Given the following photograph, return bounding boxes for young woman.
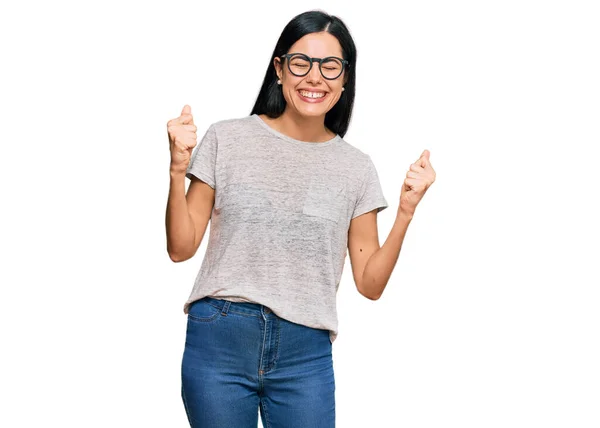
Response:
[166,10,436,428]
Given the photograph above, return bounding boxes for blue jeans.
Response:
[181,296,336,427]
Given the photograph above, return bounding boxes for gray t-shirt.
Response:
[184,114,388,343]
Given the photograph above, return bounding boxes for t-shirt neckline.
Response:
[252,114,340,147]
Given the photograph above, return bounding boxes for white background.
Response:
[1,0,599,426]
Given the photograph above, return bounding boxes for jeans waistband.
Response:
[201,296,273,316]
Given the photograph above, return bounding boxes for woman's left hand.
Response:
[399,149,436,215]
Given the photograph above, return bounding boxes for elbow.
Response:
[169,254,185,263]
[168,252,184,263]
[167,247,192,263]
[358,283,382,301]
[365,292,382,301]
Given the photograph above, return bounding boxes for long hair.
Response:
[250,10,357,138]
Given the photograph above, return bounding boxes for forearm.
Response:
[361,208,413,299]
[165,171,196,261]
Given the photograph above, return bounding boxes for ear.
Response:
[273,57,283,80]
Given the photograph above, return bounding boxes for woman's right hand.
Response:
[167,104,198,175]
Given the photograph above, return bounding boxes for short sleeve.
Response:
[185,124,217,189]
[352,156,388,219]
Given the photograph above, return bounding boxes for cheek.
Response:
[329,94,343,106]
[281,79,300,98]
[328,86,344,101]
[327,81,344,95]
[282,86,297,104]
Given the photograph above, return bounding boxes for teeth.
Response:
[299,90,325,99]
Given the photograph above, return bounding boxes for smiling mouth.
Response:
[298,90,327,99]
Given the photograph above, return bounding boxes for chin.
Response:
[292,102,331,118]
[298,107,328,118]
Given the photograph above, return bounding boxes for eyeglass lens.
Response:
[287,54,343,79]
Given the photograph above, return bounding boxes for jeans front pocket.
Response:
[187,297,222,323]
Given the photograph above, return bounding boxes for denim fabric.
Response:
[181,296,336,427]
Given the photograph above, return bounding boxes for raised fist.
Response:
[167,104,197,174]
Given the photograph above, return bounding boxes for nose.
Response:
[305,61,322,84]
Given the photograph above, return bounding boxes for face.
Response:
[274,32,347,119]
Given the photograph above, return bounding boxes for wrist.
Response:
[170,168,186,180]
[397,207,414,221]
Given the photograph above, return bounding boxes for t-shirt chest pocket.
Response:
[302,181,347,223]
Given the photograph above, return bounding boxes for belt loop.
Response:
[221,300,231,316]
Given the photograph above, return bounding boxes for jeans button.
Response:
[264,307,271,314]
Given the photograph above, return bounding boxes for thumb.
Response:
[418,149,430,167]
[180,104,195,125]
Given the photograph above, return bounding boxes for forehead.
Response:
[288,32,343,58]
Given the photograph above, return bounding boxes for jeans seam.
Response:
[260,398,272,428]
[181,378,192,425]
[187,312,220,323]
[265,318,281,372]
[206,302,261,318]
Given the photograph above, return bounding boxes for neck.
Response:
[273,109,334,143]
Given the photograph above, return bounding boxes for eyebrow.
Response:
[286,52,345,59]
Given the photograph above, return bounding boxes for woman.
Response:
[166,10,435,428]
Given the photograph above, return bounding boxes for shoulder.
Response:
[199,115,262,143]
[209,115,258,135]
[333,135,374,169]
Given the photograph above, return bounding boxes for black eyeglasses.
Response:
[280,53,349,80]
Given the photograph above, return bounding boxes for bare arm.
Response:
[165,104,216,262]
[348,149,436,299]
[348,208,413,300]
[165,172,215,262]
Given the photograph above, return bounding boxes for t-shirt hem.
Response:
[186,170,215,189]
[351,201,389,219]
